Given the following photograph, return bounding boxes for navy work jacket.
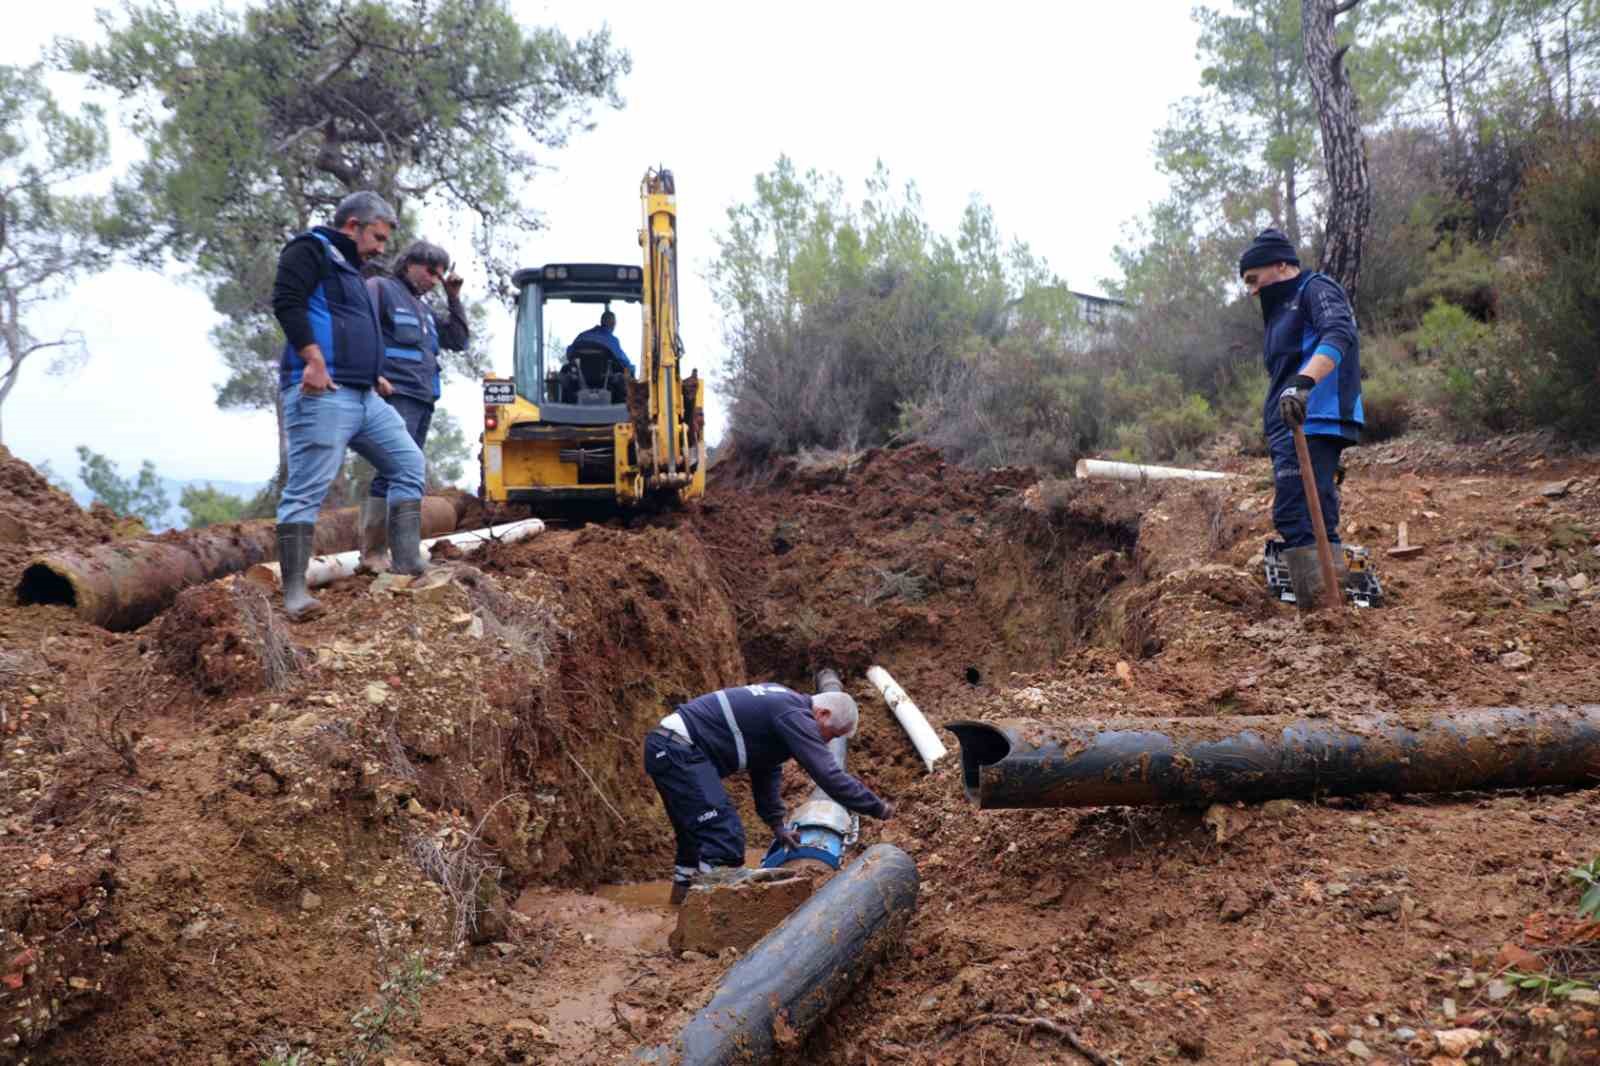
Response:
[674,683,888,829]
[569,325,635,375]
[1260,271,1364,445]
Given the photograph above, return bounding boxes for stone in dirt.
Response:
[1499,651,1533,671]
[670,867,813,955]
[1540,480,1572,498]
[1432,1028,1485,1056]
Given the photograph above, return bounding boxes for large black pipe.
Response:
[948,705,1600,809]
[638,843,918,1065]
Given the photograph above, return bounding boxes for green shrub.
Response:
[1214,359,1270,456]
[1499,137,1600,440]
[1358,335,1417,443]
[1110,392,1219,463]
[1415,300,1521,435]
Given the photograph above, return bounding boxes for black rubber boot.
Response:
[388,498,427,576]
[276,522,324,622]
[357,496,389,574]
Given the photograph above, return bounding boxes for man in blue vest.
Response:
[644,682,894,904]
[271,191,428,621]
[1239,228,1364,601]
[358,240,471,572]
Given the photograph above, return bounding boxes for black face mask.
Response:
[1257,275,1301,323]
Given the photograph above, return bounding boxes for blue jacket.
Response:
[569,325,634,375]
[273,227,383,390]
[675,683,888,828]
[368,276,470,405]
[1260,271,1364,444]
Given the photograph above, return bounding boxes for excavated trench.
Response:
[0,449,1240,1066]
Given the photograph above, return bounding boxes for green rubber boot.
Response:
[275,522,324,622]
[388,499,427,576]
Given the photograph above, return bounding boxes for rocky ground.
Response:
[1,435,1598,1066]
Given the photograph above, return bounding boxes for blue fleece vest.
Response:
[278,228,383,390]
[372,276,442,403]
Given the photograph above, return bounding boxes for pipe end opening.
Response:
[17,563,78,609]
[946,720,1011,804]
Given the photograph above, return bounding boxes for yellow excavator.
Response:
[478,168,705,508]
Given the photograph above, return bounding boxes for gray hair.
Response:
[395,239,450,274]
[333,190,398,228]
[811,691,860,739]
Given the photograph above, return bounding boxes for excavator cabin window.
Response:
[508,263,643,405]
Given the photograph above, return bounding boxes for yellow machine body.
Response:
[480,168,705,509]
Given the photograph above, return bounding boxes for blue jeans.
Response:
[1270,432,1347,549]
[644,730,745,882]
[277,386,425,525]
[370,395,434,499]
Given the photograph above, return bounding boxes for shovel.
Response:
[1292,424,1343,609]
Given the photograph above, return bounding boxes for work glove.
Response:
[1278,374,1316,428]
[879,800,896,820]
[773,826,803,851]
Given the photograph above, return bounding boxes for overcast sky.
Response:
[4,1,1201,488]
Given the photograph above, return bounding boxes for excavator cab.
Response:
[480,169,705,510]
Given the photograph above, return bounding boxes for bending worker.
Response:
[1239,228,1364,599]
[645,683,894,904]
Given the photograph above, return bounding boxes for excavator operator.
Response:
[570,308,635,375]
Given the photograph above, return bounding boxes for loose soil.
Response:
[2,435,1598,1065]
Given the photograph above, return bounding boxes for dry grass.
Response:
[405,797,512,946]
[232,579,299,689]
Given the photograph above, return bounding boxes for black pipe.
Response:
[638,843,918,1065]
[948,705,1600,809]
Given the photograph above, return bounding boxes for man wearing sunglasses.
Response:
[359,240,471,572]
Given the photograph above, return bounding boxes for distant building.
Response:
[1071,290,1131,333]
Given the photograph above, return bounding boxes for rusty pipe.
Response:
[638,843,918,1065]
[16,497,460,631]
[948,706,1600,809]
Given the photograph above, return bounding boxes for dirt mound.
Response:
[0,447,119,592]
[155,579,301,696]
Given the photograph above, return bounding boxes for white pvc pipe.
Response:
[865,665,947,773]
[1074,458,1234,482]
[247,518,546,589]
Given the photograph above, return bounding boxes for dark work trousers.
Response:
[370,394,435,499]
[1269,432,1347,549]
[643,729,746,883]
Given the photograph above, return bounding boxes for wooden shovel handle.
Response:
[1292,425,1342,610]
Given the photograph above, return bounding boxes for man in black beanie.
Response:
[1239,228,1364,604]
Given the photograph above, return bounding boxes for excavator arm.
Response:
[632,168,704,501]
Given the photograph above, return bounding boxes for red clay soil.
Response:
[1,436,1599,1066]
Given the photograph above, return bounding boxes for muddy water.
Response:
[509,886,675,1046]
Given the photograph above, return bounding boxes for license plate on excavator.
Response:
[483,380,515,405]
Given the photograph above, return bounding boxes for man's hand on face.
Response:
[1278,374,1315,428]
